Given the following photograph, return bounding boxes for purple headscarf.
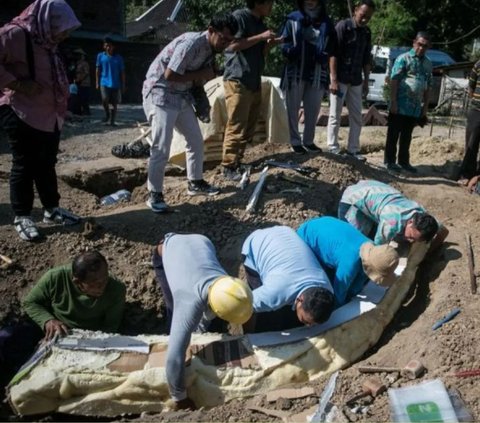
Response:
[8,0,81,115]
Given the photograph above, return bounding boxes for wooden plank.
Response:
[266,387,316,402]
[248,406,289,420]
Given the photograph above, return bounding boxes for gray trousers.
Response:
[327,82,363,153]
[284,81,325,146]
[143,95,203,193]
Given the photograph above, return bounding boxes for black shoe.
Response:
[303,144,322,153]
[346,151,367,162]
[385,163,402,173]
[222,166,243,181]
[146,191,169,213]
[291,145,307,154]
[187,180,221,196]
[399,163,417,173]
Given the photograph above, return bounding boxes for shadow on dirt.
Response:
[363,242,461,357]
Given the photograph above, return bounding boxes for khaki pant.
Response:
[222,80,262,168]
[327,82,363,153]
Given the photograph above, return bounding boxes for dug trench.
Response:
[0,120,479,421]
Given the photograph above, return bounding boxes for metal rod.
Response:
[246,166,268,214]
[465,234,477,294]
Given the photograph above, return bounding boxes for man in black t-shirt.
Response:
[221,0,282,181]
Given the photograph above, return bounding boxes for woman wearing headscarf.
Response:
[0,0,82,241]
[280,0,336,154]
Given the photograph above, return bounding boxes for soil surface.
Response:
[1,105,479,422]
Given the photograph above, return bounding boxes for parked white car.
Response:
[367,45,456,106]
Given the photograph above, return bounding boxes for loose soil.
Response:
[0,105,478,422]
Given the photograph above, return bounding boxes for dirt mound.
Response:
[0,108,479,421]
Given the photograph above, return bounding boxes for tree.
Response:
[394,0,479,59]
[125,0,155,22]
[183,0,295,76]
[368,1,415,47]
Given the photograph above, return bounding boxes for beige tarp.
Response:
[8,242,428,417]
[169,76,289,166]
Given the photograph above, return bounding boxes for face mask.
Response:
[304,7,320,19]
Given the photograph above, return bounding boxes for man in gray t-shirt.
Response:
[221,0,282,181]
[152,233,253,410]
[141,13,238,213]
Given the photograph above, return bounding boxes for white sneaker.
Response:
[14,216,40,241]
[346,151,367,162]
[328,147,341,155]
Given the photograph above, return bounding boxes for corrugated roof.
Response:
[126,0,187,39]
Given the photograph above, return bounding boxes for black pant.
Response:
[0,319,43,393]
[384,113,418,165]
[0,106,60,216]
[458,108,480,179]
[78,86,91,115]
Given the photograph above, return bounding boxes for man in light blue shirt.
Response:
[241,226,334,326]
[298,216,399,307]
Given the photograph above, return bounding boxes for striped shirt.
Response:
[469,60,480,111]
[340,180,425,245]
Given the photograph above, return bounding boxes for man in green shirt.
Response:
[0,250,126,390]
[24,250,126,339]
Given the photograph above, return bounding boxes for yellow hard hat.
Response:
[208,276,253,324]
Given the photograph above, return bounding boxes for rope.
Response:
[432,23,480,46]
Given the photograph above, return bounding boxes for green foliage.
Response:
[125,2,150,22]
[174,0,477,64]
[183,0,295,77]
[369,2,415,47]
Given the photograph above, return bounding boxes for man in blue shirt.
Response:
[298,216,399,307]
[96,37,126,126]
[241,226,334,328]
[384,32,432,173]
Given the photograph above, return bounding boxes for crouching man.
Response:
[0,251,126,392]
[298,216,399,307]
[152,233,253,410]
[241,226,334,330]
[338,179,448,252]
